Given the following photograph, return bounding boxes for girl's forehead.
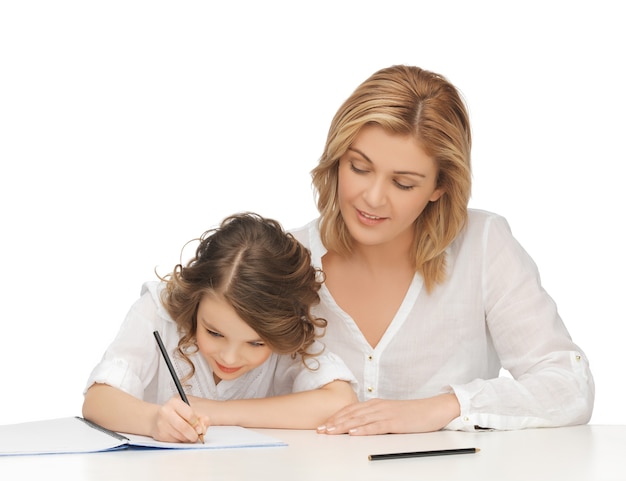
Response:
[197,295,262,340]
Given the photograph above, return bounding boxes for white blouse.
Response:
[290,209,594,431]
[84,281,357,404]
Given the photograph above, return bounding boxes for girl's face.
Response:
[196,294,272,384]
[337,124,443,251]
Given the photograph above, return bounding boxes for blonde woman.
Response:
[291,65,594,435]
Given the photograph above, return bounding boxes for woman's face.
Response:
[196,294,272,384]
[336,124,443,251]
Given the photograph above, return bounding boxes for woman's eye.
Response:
[349,162,368,174]
[394,180,415,191]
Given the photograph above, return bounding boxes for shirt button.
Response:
[463,416,470,422]
[367,386,373,392]
[368,355,373,361]
[575,355,581,361]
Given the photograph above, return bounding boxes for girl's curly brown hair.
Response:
[158,212,326,382]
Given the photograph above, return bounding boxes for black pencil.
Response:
[153,330,204,443]
[368,447,479,461]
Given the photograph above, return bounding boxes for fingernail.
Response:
[349,428,358,434]
[326,426,336,433]
[316,425,326,432]
[197,421,206,434]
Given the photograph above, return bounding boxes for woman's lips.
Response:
[357,208,386,225]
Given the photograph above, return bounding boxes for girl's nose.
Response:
[220,344,240,364]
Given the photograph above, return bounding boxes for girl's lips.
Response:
[216,362,242,374]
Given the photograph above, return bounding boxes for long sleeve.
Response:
[447,214,594,430]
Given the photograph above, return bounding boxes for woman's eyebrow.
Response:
[347,146,373,163]
[347,147,426,178]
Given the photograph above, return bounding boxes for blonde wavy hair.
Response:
[311,65,472,292]
[159,213,326,382]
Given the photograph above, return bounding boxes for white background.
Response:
[1,1,623,426]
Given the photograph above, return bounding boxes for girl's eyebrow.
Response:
[200,317,264,344]
[347,147,426,178]
[199,319,219,332]
[198,316,220,331]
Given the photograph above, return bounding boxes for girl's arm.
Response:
[189,380,357,429]
[82,383,208,442]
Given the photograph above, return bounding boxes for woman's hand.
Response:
[316,394,460,435]
[150,397,209,443]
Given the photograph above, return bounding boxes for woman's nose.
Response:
[363,177,387,208]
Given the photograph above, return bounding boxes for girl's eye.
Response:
[207,329,223,338]
[249,341,266,348]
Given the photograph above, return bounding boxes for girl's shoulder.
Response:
[127,281,176,329]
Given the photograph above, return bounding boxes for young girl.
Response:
[291,65,594,435]
[82,213,357,443]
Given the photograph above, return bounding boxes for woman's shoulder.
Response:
[464,208,512,236]
[448,209,513,254]
[288,218,326,268]
[288,218,319,247]
[467,208,507,224]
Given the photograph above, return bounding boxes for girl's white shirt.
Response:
[84,281,357,404]
[290,209,594,431]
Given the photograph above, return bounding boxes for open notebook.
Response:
[0,417,287,456]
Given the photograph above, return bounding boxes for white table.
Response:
[2,424,624,480]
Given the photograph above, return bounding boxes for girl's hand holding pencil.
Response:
[153,330,208,444]
[151,397,209,444]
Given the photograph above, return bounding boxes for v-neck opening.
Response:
[319,274,423,352]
